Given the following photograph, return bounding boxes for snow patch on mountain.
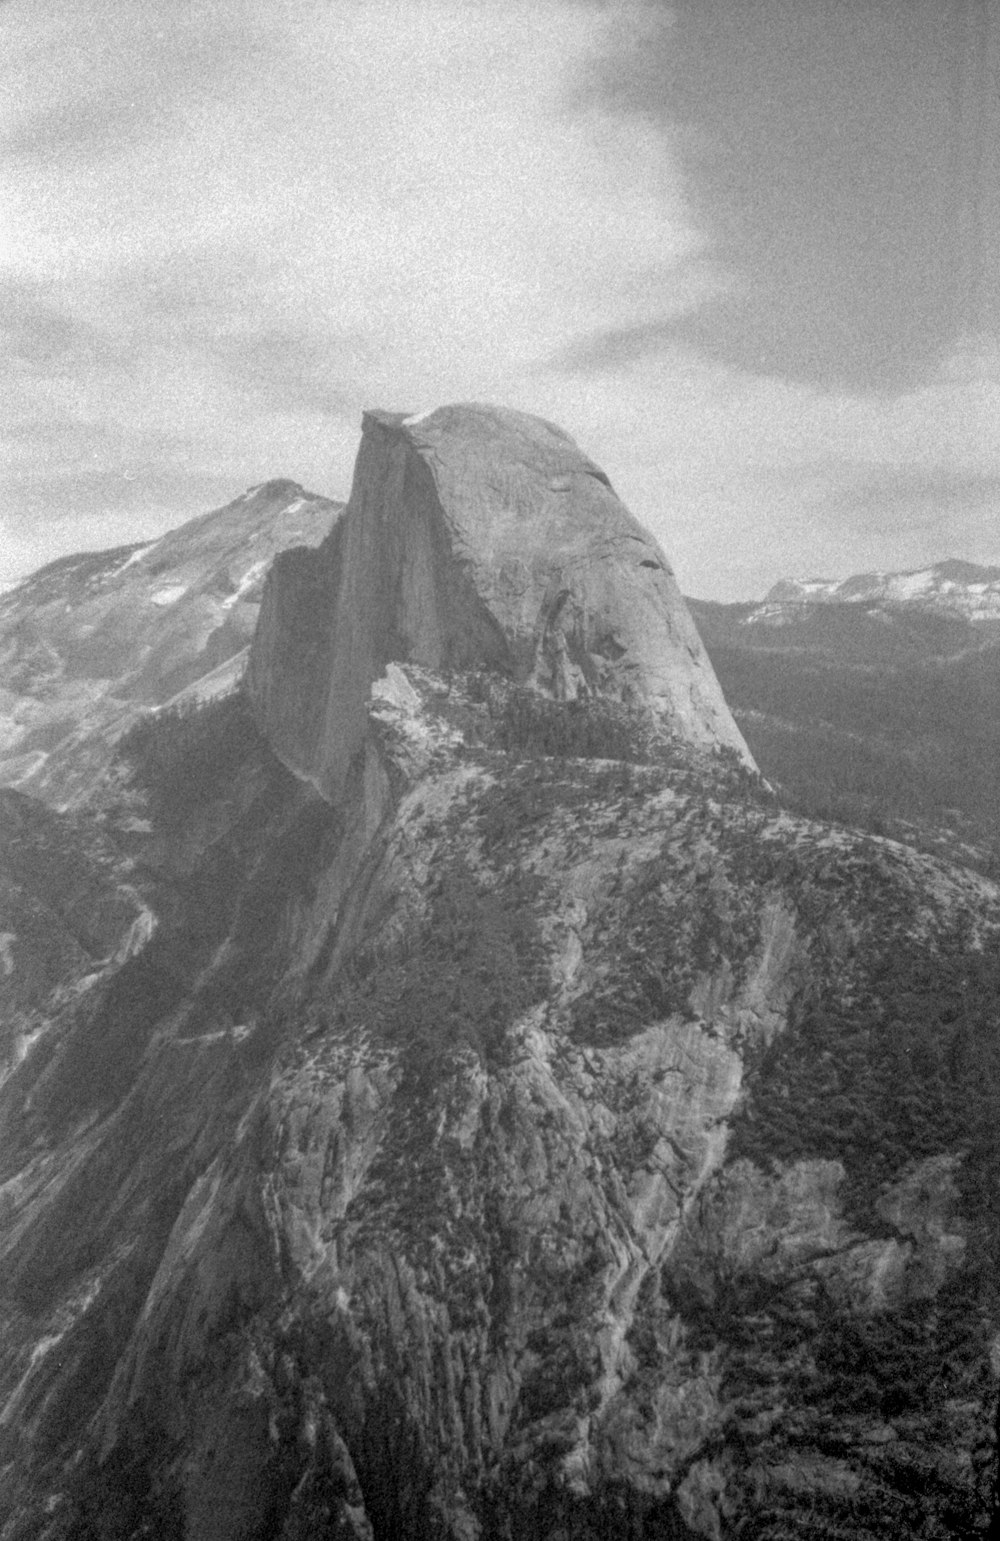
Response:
[220,558,269,608]
[109,543,156,577]
[150,584,188,607]
[0,483,341,807]
[764,561,1000,622]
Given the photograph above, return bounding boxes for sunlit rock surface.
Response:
[1,409,998,1539]
[0,481,339,808]
[249,404,752,801]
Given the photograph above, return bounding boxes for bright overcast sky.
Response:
[3,0,999,598]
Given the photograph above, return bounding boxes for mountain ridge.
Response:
[689,582,1000,872]
[764,557,1000,622]
[0,481,339,808]
[1,409,999,1538]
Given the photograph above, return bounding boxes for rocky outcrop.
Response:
[1,409,999,1538]
[249,405,751,801]
[1,660,998,1539]
[0,480,339,808]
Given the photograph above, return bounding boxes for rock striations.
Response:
[248,405,751,800]
[1,407,1000,1541]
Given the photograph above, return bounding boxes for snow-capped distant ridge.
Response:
[765,560,1000,622]
[0,481,342,808]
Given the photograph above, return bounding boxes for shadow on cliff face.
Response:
[8,667,995,1541]
[0,691,351,1524]
[4,404,1000,1539]
[7,695,340,1149]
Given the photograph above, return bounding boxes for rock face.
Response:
[0,789,149,1084]
[1,409,999,1540]
[0,480,339,808]
[249,405,751,800]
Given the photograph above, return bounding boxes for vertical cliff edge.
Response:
[247,404,752,801]
[2,407,999,1541]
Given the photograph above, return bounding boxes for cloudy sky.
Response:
[3,0,999,598]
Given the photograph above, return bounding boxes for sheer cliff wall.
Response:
[248,404,752,800]
[3,409,1000,1540]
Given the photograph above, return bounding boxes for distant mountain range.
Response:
[690,558,1000,873]
[0,480,338,807]
[4,506,995,866]
[763,559,1000,623]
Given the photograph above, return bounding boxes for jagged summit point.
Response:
[248,402,754,799]
[243,476,311,499]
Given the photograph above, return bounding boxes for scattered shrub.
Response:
[570,830,767,1046]
[333,857,545,1086]
[116,690,262,825]
[472,679,661,763]
[734,919,1000,1237]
